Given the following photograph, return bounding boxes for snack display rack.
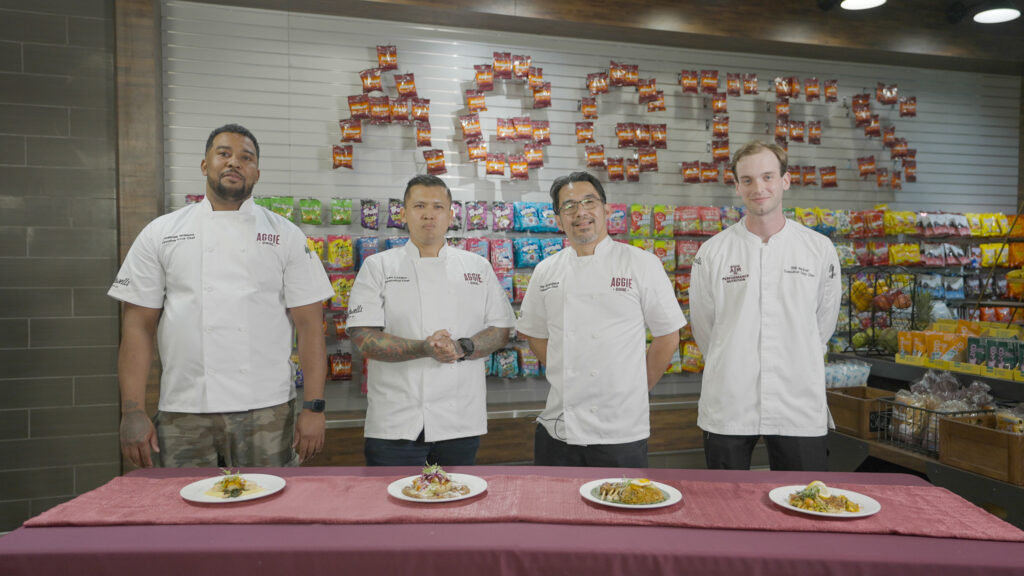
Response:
[876,397,991,457]
[844,266,918,356]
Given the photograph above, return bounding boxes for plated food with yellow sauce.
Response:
[179,471,286,504]
[769,481,881,518]
[386,465,488,503]
[580,478,683,509]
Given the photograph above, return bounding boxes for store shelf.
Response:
[828,431,1024,529]
[830,352,1024,403]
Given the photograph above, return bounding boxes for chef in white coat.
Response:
[517,172,686,467]
[110,124,334,468]
[689,140,841,471]
[347,175,515,466]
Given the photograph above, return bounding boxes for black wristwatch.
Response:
[456,338,475,361]
[302,399,326,413]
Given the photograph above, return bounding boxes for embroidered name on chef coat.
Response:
[161,233,196,245]
[609,276,633,292]
[538,281,560,293]
[783,264,817,278]
[384,275,410,284]
[463,272,483,285]
[255,233,280,246]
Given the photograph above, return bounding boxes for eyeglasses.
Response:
[559,197,601,215]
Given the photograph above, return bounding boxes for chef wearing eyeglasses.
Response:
[517,171,686,467]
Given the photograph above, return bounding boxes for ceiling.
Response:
[201,0,1024,75]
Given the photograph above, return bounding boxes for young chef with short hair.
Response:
[689,140,842,471]
[347,175,515,466]
[517,171,686,467]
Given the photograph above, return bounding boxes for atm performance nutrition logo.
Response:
[722,264,749,284]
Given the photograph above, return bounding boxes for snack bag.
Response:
[699,206,722,236]
[676,240,700,269]
[331,141,353,167]
[423,149,446,175]
[675,206,701,235]
[411,98,430,122]
[490,238,513,272]
[538,203,559,233]
[540,237,563,261]
[651,205,673,238]
[491,202,513,232]
[448,201,463,232]
[580,97,598,119]
[654,239,676,272]
[473,65,494,92]
[351,235,379,269]
[680,340,704,373]
[513,202,540,232]
[329,273,356,311]
[385,237,408,250]
[606,203,628,235]
[326,235,354,271]
[465,201,487,231]
[384,199,404,230]
[485,153,506,177]
[606,157,624,181]
[360,199,380,230]
[513,238,542,268]
[299,198,322,225]
[629,204,652,237]
[306,236,325,262]
[576,121,595,144]
[631,238,654,253]
[376,45,397,70]
[512,54,531,79]
[463,237,489,260]
[331,198,352,225]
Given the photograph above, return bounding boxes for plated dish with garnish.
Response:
[179,471,286,504]
[769,481,881,518]
[579,478,682,509]
[386,464,487,503]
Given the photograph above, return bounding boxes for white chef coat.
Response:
[689,218,841,437]
[516,237,687,445]
[347,241,516,442]
[108,196,334,413]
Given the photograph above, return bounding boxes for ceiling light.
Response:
[840,0,887,9]
[974,2,1020,23]
[948,1,1021,23]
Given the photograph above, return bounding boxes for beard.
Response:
[208,171,254,203]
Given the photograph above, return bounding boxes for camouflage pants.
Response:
[154,399,299,468]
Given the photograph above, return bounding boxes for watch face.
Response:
[459,338,475,355]
[305,399,326,412]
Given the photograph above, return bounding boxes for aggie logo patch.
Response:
[464,272,483,285]
[609,276,633,292]
[256,232,280,246]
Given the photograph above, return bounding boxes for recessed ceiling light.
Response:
[840,0,887,9]
[974,5,1021,23]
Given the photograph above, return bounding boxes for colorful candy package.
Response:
[463,237,489,260]
[270,197,295,221]
[606,203,628,235]
[355,236,379,269]
[492,202,514,232]
[490,238,514,271]
[306,236,325,262]
[329,273,356,310]
[448,201,463,232]
[513,202,541,232]
[513,238,542,268]
[538,203,559,233]
[465,201,488,231]
[652,205,673,238]
[386,199,404,230]
[385,236,408,250]
[331,198,352,225]
[495,271,513,302]
[360,199,379,230]
[654,239,676,272]
[513,272,532,304]
[299,198,322,225]
[630,204,652,237]
[540,237,563,260]
[326,234,354,270]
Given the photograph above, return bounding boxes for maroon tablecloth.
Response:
[3,466,1024,576]
[22,473,1024,542]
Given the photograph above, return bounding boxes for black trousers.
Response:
[702,430,828,471]
[534,424,648,468]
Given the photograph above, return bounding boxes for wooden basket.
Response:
[939,413,1024,485]
[826,386,892,439]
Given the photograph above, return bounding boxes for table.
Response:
[1,466,1022,576]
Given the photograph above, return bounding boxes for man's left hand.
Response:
[294,410,326,463]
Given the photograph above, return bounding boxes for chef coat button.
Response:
[590,370,598,377]
[592,333,600,339]
[204,326,212,333]
[240,368,248,374]
[205,246,214,253]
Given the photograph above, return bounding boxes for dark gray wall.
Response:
[0,0,120,532]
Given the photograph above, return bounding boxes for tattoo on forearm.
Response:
[349,327,429,362]
[469,326,511,359]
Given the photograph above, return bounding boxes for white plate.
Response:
[179,474,286,504]
[386,473,488,503]
[579,478,683,509]
[769,485,881,518]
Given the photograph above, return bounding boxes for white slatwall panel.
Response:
[162,1,1020,214]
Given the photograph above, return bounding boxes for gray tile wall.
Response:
[0,0,119,533]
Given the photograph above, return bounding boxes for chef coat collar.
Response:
[566,235,613,259]
[197,195,257,214]
[402,237,450,260]
[738,216,792,244]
